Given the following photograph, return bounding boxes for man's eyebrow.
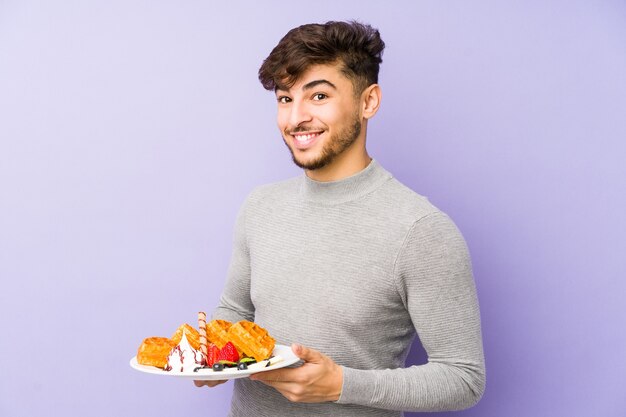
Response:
[274,79,337,94]
[302,79,337,91]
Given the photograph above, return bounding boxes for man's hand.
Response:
[249,343,343,403]
[193,379,227,388]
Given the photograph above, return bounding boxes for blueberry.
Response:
[212,363,224,372]
[237,362,248,370]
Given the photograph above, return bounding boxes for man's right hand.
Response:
[194,380,227,388]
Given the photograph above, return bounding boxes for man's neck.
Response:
[305,150,372,182]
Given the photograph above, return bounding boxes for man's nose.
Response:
[288,101,312,127]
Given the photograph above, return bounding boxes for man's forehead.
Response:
[275,63,348,93]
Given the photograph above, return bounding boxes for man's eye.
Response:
[313,93,327,101]
[277,96,291,104]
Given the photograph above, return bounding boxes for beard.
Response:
[282,114,362,171]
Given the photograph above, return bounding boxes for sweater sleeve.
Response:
[336,212,486,411]
[211,196,255,323]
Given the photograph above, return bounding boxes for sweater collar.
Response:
[299,159,392,204]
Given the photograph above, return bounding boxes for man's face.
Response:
[275,64,363,171]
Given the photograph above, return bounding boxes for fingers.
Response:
[251,343,325,384]
[258,380,308,402]
[250,343,343,403]
[292,343,324,363]
[250,371,310,403]
[193,379,227,388]
[252,374,330,404]
[250,367,301,383]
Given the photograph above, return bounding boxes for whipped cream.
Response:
[165,333,204,372]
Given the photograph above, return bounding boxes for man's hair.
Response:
[258,21,385,95]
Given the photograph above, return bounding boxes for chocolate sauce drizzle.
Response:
[163,344,205,372]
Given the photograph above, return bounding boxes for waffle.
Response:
[205,319,232,348]
[227,321,275,362]
[171,323,201,350]
[137,337,176,368]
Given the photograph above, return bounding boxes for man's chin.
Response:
[291,152,331,171]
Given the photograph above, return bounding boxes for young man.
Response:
[196,21,486,416]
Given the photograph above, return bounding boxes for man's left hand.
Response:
[249,343,343,403]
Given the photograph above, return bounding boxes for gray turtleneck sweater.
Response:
[213,160,485,416]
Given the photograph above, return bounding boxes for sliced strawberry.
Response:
[207,343,220,367]
[217,341,240,363]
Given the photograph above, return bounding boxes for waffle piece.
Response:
[227,321,275,362]
[171,323,201,350]
[137,337,176,368]
[205,319,232,348]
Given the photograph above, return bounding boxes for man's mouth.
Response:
[290,131,324,149]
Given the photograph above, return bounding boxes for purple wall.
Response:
[1,1,624,416]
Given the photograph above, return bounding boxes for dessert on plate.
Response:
[135,312,277,373]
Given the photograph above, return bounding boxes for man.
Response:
[195,21,486,416]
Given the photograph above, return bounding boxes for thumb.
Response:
[292,343,324,363]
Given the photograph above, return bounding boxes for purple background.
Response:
[1,1,625,416]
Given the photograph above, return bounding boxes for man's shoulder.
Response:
[375,175,441,222]
[243,176,301,207]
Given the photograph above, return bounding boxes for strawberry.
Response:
[217,341,240,363]
[207,343,220,367]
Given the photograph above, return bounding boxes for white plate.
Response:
[130,344,300,380]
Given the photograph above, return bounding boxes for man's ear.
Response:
[361,84,382,120]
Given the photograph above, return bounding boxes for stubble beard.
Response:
[283,114,362,171]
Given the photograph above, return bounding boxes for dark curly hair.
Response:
[258,21,385,95]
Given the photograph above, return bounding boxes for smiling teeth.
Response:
[294,133,318,141]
